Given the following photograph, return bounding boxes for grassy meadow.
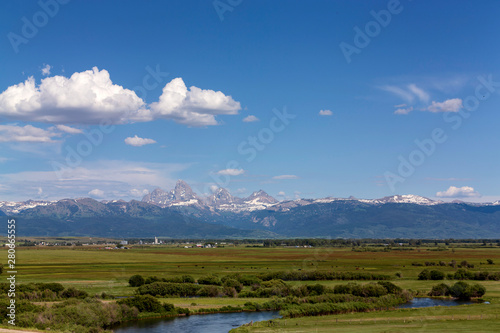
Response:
[2,241,500,332]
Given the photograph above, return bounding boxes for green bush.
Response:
[61,287,89,299]
[418,269,445,280]
[129,274,145,287]
[428,283,450,296]
[428,281,486,300]
[36,282,65,293]
[223,286,238,297]
[333,283,387,297]
[197,275,222,286]
[306,284,327,296]
[117,295,167,313]
[137,282,201,297]
[430,270,445,280]
[223,279,243,293]
[144,276,161,284]
[197,285,221,297]
[464,283,486,299]
[377,281,402,294]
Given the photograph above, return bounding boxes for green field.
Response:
[2,243,500,332]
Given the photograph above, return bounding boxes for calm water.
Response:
[114,298,472,332]
[113,311,281,333]
[398,297,473,309]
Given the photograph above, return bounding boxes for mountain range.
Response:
[1,180,500,239]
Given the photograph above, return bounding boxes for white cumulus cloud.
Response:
[0,67,146,124]
[427,98,463,113]
[243,115,259,122]
[41,64,52,76]
[150,77,241,127]
[319,110,333,116]
[0,68,241,127]
[125,135,157,147]
[217,168,245,176]
[436,186,481,198]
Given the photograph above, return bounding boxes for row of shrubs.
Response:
[129,270,390,289]
[129,273,262,287]
[0,283,89,301]
[412,260,475,268]
[418,269,500,281]
[129,274,196,286]
[257,270,391,281]
[240,290,412,318]
[333,281,402,297]
[428,281,486,300]
[280,294,411,318]
[136,278,405,299]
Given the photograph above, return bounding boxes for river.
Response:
[114,297,474,332]
[398,297,473,308]
[113,311,281,333]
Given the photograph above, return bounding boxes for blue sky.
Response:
[0,0,499,202]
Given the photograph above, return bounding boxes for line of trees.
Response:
[428,281,486,300]
[418,269,500,281]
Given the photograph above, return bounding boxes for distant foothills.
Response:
[1,180,500,239]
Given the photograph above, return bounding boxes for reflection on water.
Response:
[114,311,281,333]
[398,297,473,309]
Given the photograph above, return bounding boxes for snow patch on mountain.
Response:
[0,200,54,214]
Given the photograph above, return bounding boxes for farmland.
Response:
[1,240,500,332]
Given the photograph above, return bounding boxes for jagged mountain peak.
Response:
[246,190,277,203]
[174,179,190,188]
[141,187,173,205]
[173,180,198,201]
[207,187,239,207]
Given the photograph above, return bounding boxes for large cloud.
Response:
[0,67,146,124]
[150,77,241,126]
[0,68,241,127]
[436,186,480,198]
